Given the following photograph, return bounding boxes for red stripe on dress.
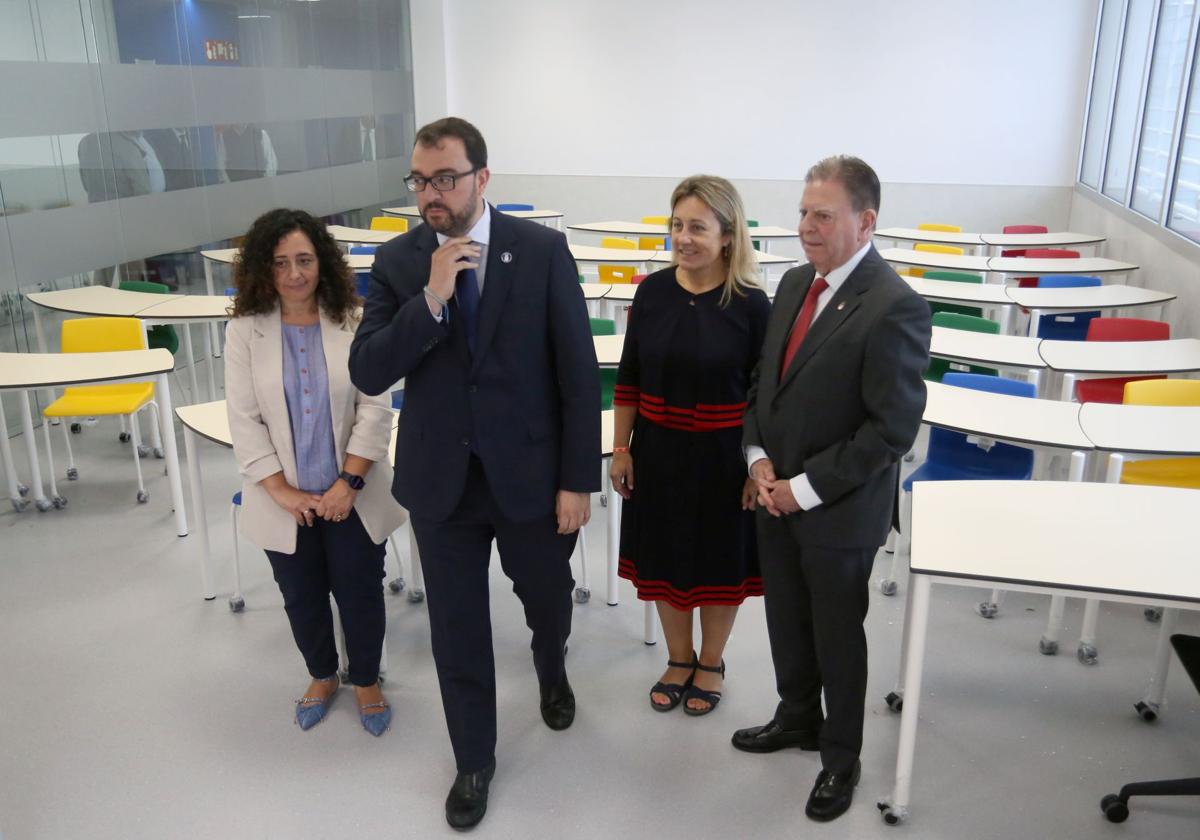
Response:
[618,558,763,608]
[635,392,746,432]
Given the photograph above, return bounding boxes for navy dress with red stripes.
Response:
[615,267,771,609]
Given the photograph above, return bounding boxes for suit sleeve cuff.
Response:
[790,473,823,511]
[745,445,769,475]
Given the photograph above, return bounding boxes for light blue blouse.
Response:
[281,323,339,493]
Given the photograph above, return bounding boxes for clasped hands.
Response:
[267,479,357,526]
[749,458,800,517]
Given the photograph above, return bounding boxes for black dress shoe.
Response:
[445,760,496,830]
[730,720,820,753]
[540,674,575,730]
[805,759,861,822]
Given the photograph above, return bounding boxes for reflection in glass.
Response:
[216,124,277,182]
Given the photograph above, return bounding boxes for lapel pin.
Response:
[837,302,845,311]
[500,251,513,264]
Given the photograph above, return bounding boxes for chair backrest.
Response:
[631,274,647,285]
[1086,317,1170,342]
[927,373,1036,475]
[918,222,962,233]
[922,270,983,285]
[639,236,666,251]
[601,237,637,250]
[1025,248,1079,259]
[61,317,147,353]
[915,243,964,256]
[355,274,371,298]
[590,317,617,337]
[349,245,377,255]
[119,280,170,295]
[1002,224,1048,234]
[1037,274,1101,289]
[370,216,408,233]
[496,203,534,211]
[932,312,1000,334]
[1124,379,1200,406]
[599,264,635,283]
[641,215,669,225]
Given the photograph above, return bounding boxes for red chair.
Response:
[1074,318,1171,404]
[1012,247,1080,288]
[631,274,647,285]
[999,224,1049,259]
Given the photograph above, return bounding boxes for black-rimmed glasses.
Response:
[404,168,479,192]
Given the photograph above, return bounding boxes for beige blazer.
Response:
[224,308,407,554]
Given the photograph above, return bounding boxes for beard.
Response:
[420,185,480,236]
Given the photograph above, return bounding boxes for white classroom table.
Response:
[0,349,187,535]
[875,228,1107,255]
[880,247,994,273]
[201,248,376,272]
[1038,338,1200,401]
[880,480,1200,826]
[568,220,799,253]
[326,224,401,246]
[986,255,1138,278]
[382,205,564,228]
[927,326,1046,388]
[874,228,988,249]
[1005,285,1175,337]
[904,277,1019,333]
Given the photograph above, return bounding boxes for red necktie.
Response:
[779,276,829,381]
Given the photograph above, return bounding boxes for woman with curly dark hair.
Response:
[224,208,407,736]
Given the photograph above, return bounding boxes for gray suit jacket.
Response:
[743,245,931,549]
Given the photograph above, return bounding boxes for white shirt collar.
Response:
[435,202,491,246]
[819,240,873,293]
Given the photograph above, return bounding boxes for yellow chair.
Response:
[918,222,963,233]
[370,216,409,233]
[639,236,666,251]
[1117,380,1200,489]
[599,265,635,283]
[641,215,669,225]
[42,317,163,505]
[601,237,637,250]
[914,242,965,256]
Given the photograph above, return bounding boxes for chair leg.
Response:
[40,417,66,509]
[573,524,591,603]
[1040,596,1066,655]
[229,501,245,612]
[1102,777,1200,823]
[1077,598,1100,665]
[385,534,406,594]
[406,526,425,603]
[129,414,148,503]
[144,401,164,459]
[58,417,77,478]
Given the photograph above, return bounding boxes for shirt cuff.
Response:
[745,445,769,474]
[789,473,823,511]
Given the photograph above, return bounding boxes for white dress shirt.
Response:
[746,240,873,511]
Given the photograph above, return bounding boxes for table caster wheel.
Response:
[1076,643,1098,666]
[1134,700,1159,722]
[70,423,82,434]
[1100,793,1128,823]
[388,577,405,594]
[885,691,904,712]
[17,483,28,497]
[878,578,897,596]
[229,596,245,613]
[52,495,67,509]
[1038,637,1058,655]
[975,601,998,619]
[153,447,164,459]
[877,800,907,825]
[12,498,29,512]
[119,432,131,443]
[1143,607,1163,623]
[407,589,425,604]
[574,586,591,604]
[136,490,149,504]
[137,444,150,457]
[66,467,79,480]
[35,498,52,512]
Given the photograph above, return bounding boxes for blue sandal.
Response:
[649,652,698,712]
[683,659,725,716]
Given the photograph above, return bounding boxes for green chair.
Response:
[119,280,179,355]
[925,311,1000,382]
[921,270,985,319]
[590,317,617,409]
[747,218,760,251]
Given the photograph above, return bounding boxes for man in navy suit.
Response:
[349,117,600,830]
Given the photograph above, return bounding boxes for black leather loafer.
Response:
[805,759,861,822]
[445,759,496,830]
[730,720,820,753]
[539,674,576,730]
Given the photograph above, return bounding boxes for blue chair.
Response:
[391,390,404,411]
[880,373,1036,602]
[496,203,534,211]
[350,246,376,298]
[1033,274,1102,341]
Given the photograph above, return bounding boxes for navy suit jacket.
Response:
[349,207,601,523]
[743,245,931,549]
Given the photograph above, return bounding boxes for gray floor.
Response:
[1,412,1198,839]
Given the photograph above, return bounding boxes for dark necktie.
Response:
[779,276,829,381]
[455,260,480,355]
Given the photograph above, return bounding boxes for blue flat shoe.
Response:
[359,700,392,737]
[294,675,338,731]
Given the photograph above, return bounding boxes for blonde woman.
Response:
[610,175,769,716]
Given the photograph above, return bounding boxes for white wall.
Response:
[442,0,1098,186]
[410,0,448,128]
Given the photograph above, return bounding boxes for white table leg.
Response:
[407,526,425,602]
[182,323,200,405]
[1039,452,1087,655]
[887,565,919,712]
[182,425,214,598]
[203,321,218,402]
[1138,607,1179,720]
[203,259,222,358]
[880,573,932,826]
[1077,599,1100,665]
[1029,308,1042,338]
[156,372,189,537]
[643,601,657,645]
[606,475,621,607]
[0,393,28,510]
[16,390,49,510]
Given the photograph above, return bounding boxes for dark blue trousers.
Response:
[411,456,577,773]
[265,509,387,687]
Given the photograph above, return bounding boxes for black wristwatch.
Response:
[339,471,365,490]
